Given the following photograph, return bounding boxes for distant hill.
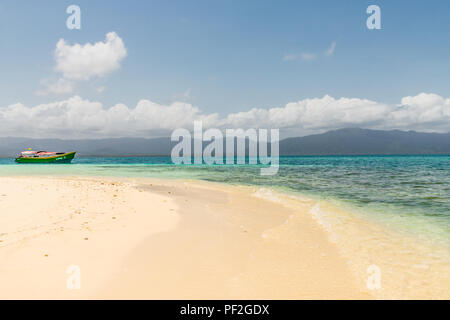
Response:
[280,128,450,155]
[1,128,449,157]
[0,137,172,157]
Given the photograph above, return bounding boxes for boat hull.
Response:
[15,152,76,163]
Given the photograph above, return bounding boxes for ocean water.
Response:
[0,155,449,247]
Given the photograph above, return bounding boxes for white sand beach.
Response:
[0,176,372,299]
[0,176,448,299]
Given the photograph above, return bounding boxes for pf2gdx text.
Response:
[179,304,270,317]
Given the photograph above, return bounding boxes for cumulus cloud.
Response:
[220,93,450,134]
[1,93,449,138]
[221,96,390,132]
[54,32,127,81]
[0,96,218,138]
[391,93,450,130]
[35,32,126,96]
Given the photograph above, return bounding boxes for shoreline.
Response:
[101,178,370,299]
[0,175,448,299]
[251,186,450,299]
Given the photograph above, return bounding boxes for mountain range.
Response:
[1,128,449,157]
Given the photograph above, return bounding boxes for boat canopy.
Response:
[21,151,38,155]
[20,151,58,157]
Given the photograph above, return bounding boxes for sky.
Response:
[1,0,450,138]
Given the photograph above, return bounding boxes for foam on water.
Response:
[252,187,450,299]
[310,201,449,299]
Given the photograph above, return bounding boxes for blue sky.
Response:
[1,0,450,138]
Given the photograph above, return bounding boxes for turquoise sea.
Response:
[0,155,449,248]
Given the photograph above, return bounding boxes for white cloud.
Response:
[283,52,317,62]
[35,78,75,96]
[221,93,450,135]
[392,93,450,129]
[1,93,450,138]
[221,95,390,132]
[54,32,127,81]
[284,41,336,62]
[300,53,316,61]
[35,32,126,96]
[326,41,336,56]
[0,96,218,139]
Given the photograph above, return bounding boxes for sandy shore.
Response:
[0,175,376,299]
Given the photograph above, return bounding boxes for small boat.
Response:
[15,150,76,163]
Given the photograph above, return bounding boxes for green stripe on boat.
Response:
[15,151,76,163]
